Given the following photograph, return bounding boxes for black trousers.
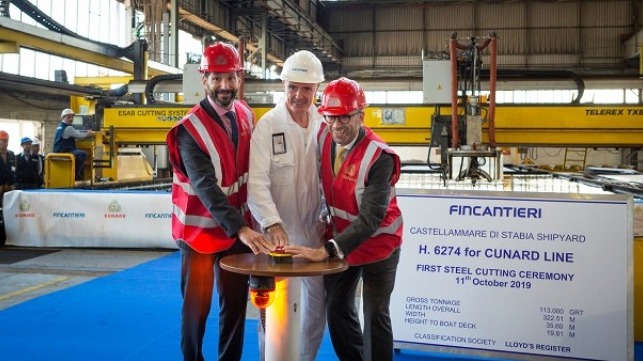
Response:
[15,182,41,190]
[179,240,251,361]
[324,248,401,361]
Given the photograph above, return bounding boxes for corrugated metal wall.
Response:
[323,0,640,77]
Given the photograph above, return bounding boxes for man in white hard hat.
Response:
[53,108,94,180]
[248,50,327,361]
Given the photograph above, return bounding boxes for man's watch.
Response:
[265,223,282,233]
[324,242,337,258]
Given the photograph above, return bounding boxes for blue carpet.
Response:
[0,252,638,361]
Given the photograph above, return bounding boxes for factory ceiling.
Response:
[221,0,343,66]
[0,0,639,98]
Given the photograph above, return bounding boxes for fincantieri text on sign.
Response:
[449,205,542,218]
[53,212,86,218]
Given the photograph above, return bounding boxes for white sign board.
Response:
[182,63,202,105]
[392,190,633,361]
[3,190,176,249]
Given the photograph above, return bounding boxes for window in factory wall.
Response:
[625,89,641,104]
[340,89,639,106]
[368,91,388,104]
[581,89,641,104]
[0,53,19,75]
[34,52,50,80]
[492,89,640,105]
[581,89,624,104]
[0,120,41,154]
[553,89,578,103]
[364,91,423,104]
[11,0,128,48]
[0,0,133,82]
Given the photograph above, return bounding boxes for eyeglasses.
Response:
[323,111,363,125]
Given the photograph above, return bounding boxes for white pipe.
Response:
[265,277,301,361]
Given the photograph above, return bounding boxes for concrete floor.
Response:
[0,246,264,320]
[0,247,173,311]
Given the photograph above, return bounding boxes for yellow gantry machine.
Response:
[98,103,643,148]
[91,102,643,179]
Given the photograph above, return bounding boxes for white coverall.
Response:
[248,100,326,361]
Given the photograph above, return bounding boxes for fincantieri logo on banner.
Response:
[104,200,126,219]
[16,200,35,218]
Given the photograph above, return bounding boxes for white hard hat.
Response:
[280,50,325,83]
[61,108,75,119]
[31,138,40,146]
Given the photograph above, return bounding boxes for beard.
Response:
[206,87,237,108]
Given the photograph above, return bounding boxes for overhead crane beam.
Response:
[101,104,643,149]
[487,106,643,147]
[0,17,178,78]
[0,71,103,97]
[361,105,643,147]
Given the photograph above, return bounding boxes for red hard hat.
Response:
[0,130,8,140]
[318,77,368,116]
[199,42,242,73]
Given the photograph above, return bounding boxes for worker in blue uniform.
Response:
[52,109,94,180]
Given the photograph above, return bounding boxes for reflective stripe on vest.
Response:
[173,203,220,228]
[172,171,247,198]
[187,113,224,181]
[173,201,249,229]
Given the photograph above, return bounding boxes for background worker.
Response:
[30,138,45,186]
[285,77,404,361]
[15,137,42,189]
[0,130,15,200]
[165,41,273,361]
[248,50,327,361]
[52,108,94,180]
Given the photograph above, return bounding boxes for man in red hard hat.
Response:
[286,77,404,361]
[0,130,15,200]
[166,41,273,361]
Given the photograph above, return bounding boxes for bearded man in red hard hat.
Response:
[286,77,404,361]
[166,41,273,361]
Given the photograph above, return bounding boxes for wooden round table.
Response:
[220,253,347,361]
[220,253,347,277]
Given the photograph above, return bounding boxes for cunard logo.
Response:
[16,200,35,218]
[635,205,643,218]
[108,200,121,212]
[19,200,30,212]
[342,164,358,183]
[215,55,228,65]
[326,96,341,108]
[104,200,126,219]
